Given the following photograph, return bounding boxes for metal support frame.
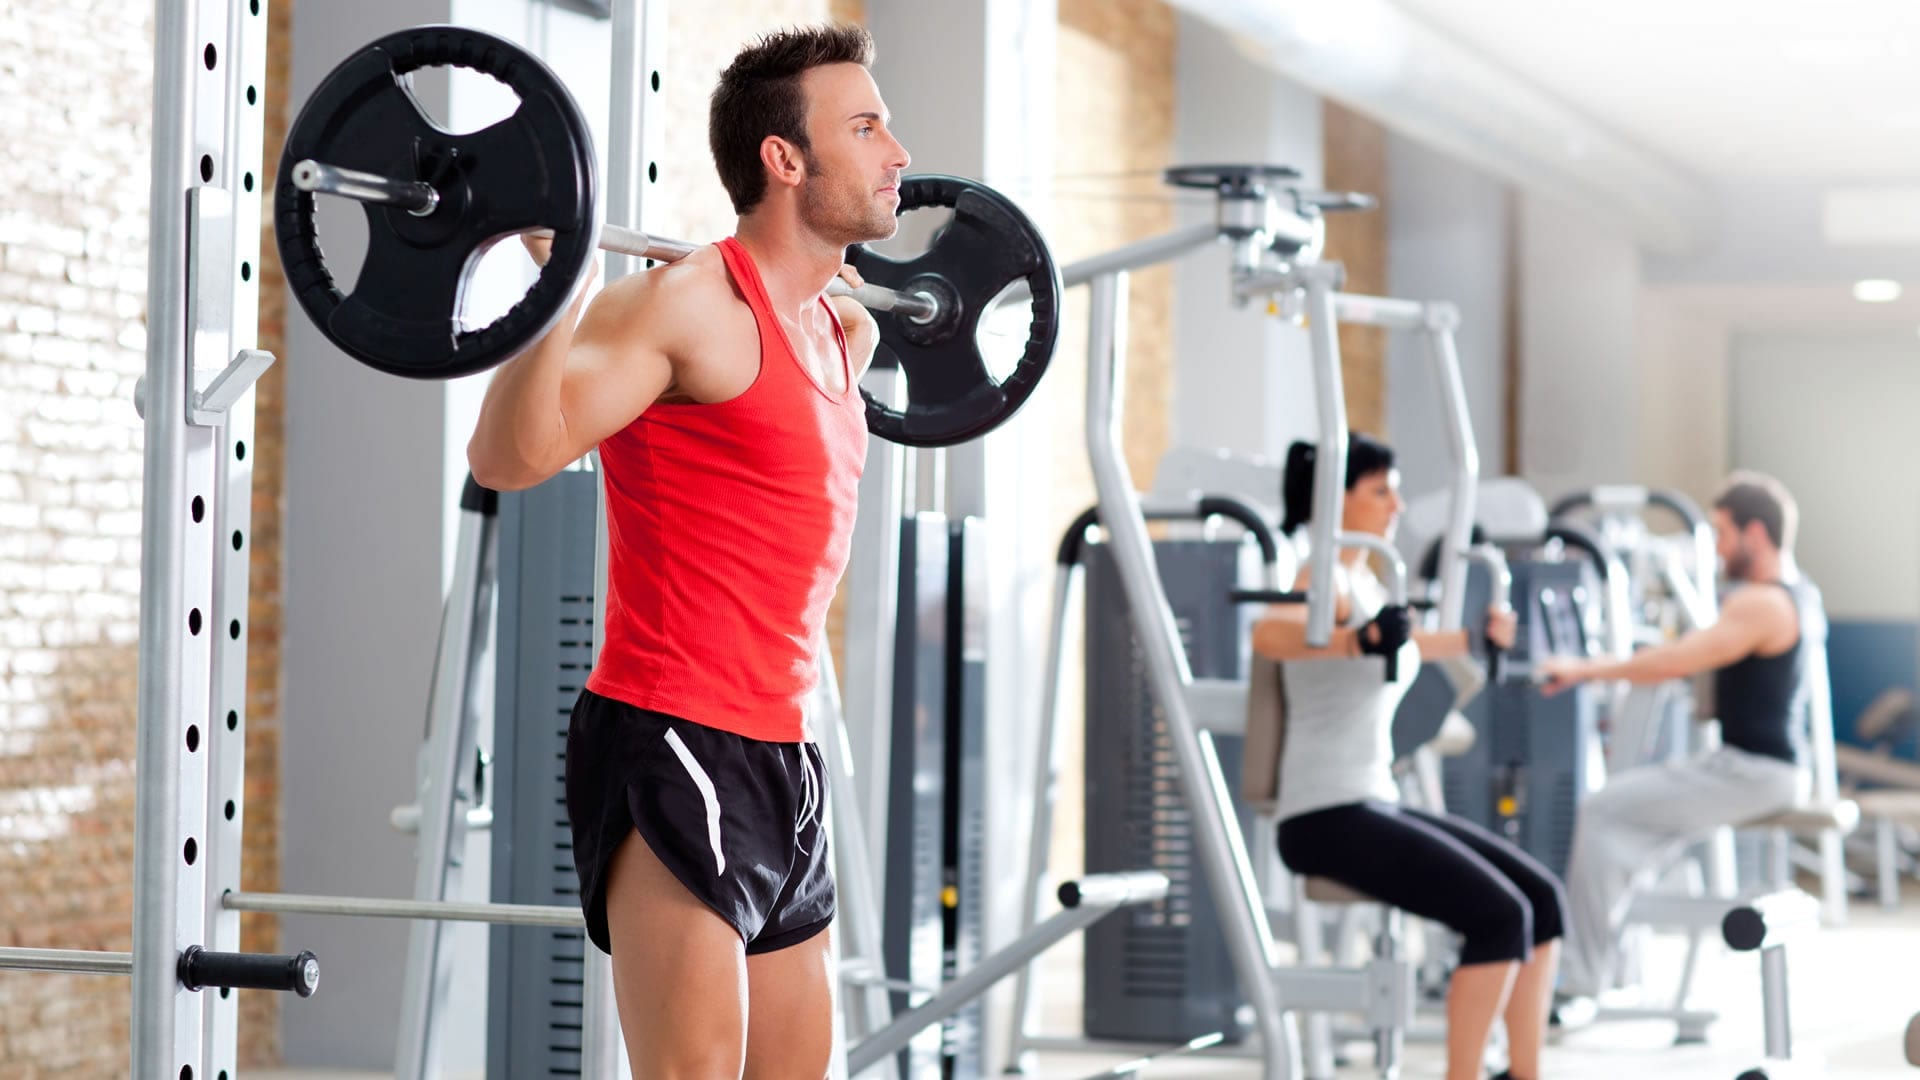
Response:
[812,649,899,1076]
[846,874,1169,1076]
[1083,270,1295,1080]
[123,0,281,1076]
[393,482,497,1078]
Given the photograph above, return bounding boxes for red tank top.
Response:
[585,237,868,742]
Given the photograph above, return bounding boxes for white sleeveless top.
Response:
[1274,562,1421,822]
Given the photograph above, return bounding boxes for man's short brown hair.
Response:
[708,24,875,215]
[1714,471,1798,553]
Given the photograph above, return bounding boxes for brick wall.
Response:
[1053,0,1178,496]
[244,0,292,1063]
[1322,100,1389,436]
[658,1,835,245]
[0,2,159,1072]
[1043,0,1178,886]
[0,0,287,1071]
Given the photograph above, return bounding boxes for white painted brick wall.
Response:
[0,1,174,1071]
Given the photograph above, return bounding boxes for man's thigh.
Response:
[744,926,836,1080]
[1589,751,1795,839]
[605,829,751,1078]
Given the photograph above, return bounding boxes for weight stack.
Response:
[883,513,990,1078]
[1082,538,1256,1045]
[942,517,989,1078]
[1442,558,1599,880]
[885,512,950,1078]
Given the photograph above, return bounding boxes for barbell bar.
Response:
[276,25,1062,446]
[290,158,942,323]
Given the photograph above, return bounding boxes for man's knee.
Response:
[636,1048,753,1080]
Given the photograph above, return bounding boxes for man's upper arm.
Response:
[551,274,682,465]
[1653,589,1782,676]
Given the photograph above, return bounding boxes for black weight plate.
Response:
[275,26,599,380]
[847,175,1060,447]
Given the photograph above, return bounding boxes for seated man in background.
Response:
[1537,471,1822,1004]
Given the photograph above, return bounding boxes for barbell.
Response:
[274,25,1063,448]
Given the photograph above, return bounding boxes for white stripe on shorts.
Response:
[663,728,726,876]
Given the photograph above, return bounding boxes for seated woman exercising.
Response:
[1251,434,1566,1080]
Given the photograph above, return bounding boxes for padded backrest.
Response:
[1241,654,1288,815]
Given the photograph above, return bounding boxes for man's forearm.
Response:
[1583,647,1691,686]
[469,321,576,485]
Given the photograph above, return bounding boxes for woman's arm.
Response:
[1250,565,1362,661]
[1252,613,1365,661]
[1411,626,1473,660]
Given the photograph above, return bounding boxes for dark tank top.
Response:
[1712,579,1823,765]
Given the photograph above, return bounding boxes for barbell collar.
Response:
[291,158,438,216]
[294,157,942,324]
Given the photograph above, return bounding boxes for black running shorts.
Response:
[565,689,834,956]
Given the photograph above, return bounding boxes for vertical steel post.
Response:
[1084,272,1296,1080]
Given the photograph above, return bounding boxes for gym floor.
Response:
[254,882,1920,1079]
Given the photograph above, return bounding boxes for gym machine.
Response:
[999,163,1516,1080]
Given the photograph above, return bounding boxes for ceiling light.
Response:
[1853,279,1902,303]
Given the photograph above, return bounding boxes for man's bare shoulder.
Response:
[1721,582,1801,642]
[1723,582,1797,614]
[580,245,743,343]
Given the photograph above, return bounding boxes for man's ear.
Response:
[759,135,806,193]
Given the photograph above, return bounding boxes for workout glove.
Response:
[1358,604,1412,658]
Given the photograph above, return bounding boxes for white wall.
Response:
[1170,11,1324,461]
[1729,330,1920,620]
[1514,191,1642,501]
[282,0,455,1068]
[1384,131,1509,503]
[284,0,613,1069]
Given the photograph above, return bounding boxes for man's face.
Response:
[1713,507,1757,581]
[793,63,911,246]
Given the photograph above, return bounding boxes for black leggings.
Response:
[1278,800,1567,966]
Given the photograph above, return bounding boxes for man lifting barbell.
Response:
[472,24,890,1078]
[273,14,1068,1073]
